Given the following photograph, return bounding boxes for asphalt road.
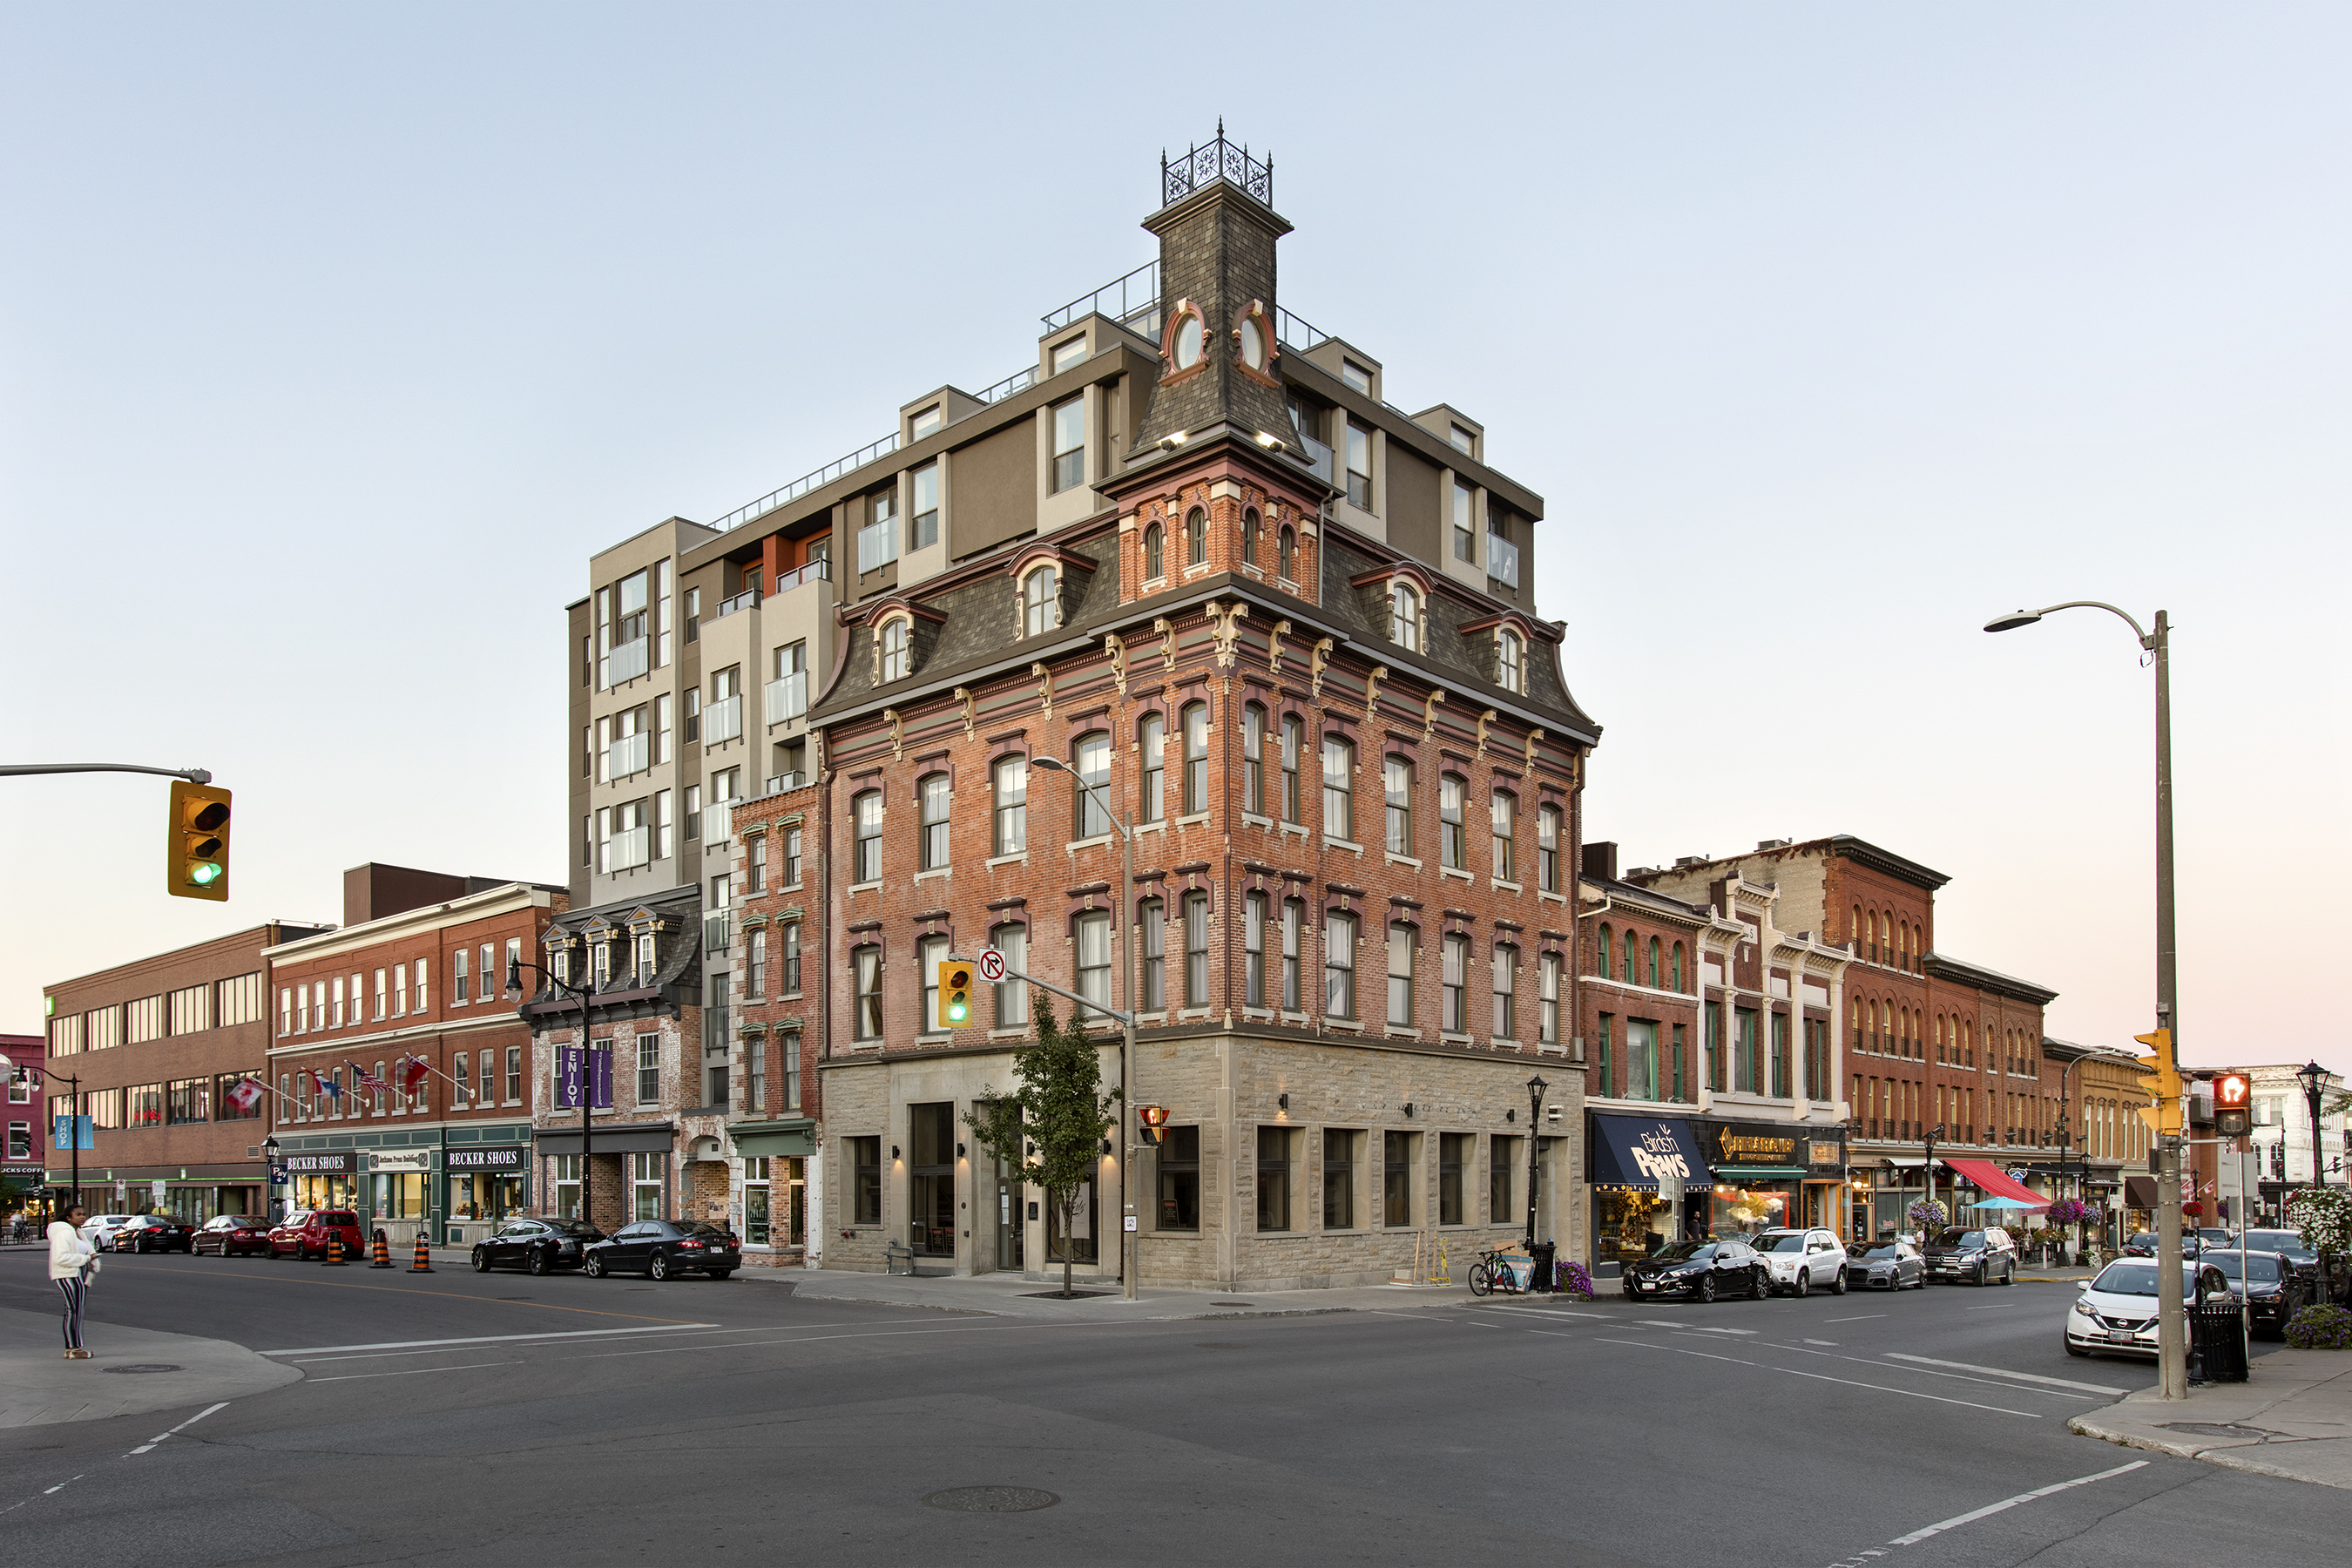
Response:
[0,1251,2333,1568]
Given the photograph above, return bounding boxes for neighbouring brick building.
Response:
[4,1031,47,1222]
[1627,835,2058,1240]
[725,781,822,1265]
[266,863,563,1240]
[41,922,324,1221]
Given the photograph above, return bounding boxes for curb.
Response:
[2070,1415,2352,1492]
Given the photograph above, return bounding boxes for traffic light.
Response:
[2214,1071,2253,1138]
[1135,1104,1169,1147]
[2134,1029,2182,1136]
[167,781,232,902]
[935,959,973,1031]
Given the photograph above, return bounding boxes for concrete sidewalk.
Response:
[760,1266,1484,1321]
[2072,1348,2352,1490]
[0,1305,301,1429]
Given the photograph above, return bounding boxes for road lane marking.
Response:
[1822,1315,1884,1322]
[101,1265,706,1324]
[1881,1353,2127,1396]
[128,1401,229,1455]
[1772,1344,2096,1399]
[1597,1337,2043,1418]
[1478,1306,1613,1321]
[1886,1460,2148,1546]
[1803,1339,1838,1346]
[283,1318,953,1362]
[259,1324,720,1355]
[309,1361,521,1382]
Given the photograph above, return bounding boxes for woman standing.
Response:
[48,1202,100,1359]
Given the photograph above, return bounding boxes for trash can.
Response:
[1528,1240,1557,1294]
[2190,1302,2248,1383]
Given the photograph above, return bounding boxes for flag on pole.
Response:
[397,1056,430,1092]
[350,1062,387,1091]
[224,1076,265,1115]
[311,1069,342,1103]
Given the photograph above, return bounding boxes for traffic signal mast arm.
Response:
[0,763,213,782]
[970,957,1132,1027]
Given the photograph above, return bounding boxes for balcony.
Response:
[765,672,808,726]
[606,825,650,873]
[704,798,732,843]
[764,771,805,796]
[714,588,760,619]
[856,518,896,574]
[1042,260,1162,337]
[704,911,731,956]
[704,694,742,746]
[710,432,899,535]
[771,558,828,595]
[603,636,649,687]
[605,731,649,780]
[1486,533,1521,589]
[1295,430,1334,487]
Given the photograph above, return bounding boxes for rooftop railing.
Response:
[976,366,1037,404]
[1043,260,1160,335]
[1161,125,1273,211]
[710,431,901,534]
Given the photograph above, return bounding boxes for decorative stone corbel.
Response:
[1104,632,1128,695]
[1422,688,1446,738]
[953,686,976,740]
[1032,662,1054,721]
[1267,618,1292,673]
[1475,708,1498,757]
[1522,727,1545,773]
[1208,599,1250,667]
[1308,637,1334,701]
[883,709,904,763]
[1152,616,1179,672]
[1363,665,1389,717]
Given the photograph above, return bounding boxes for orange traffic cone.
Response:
[369,1229,393,1268]
[409,1233,433,1272]
[323,1229,347,1267]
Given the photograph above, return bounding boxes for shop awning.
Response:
[1943,1159,2049,1209]
[732,1119,816,1159]
[1590,1114,1708,1190]
[534,1125,673,1156]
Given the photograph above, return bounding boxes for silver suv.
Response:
[1749,1227,1850,1296]
[1923,1225,2017,1286]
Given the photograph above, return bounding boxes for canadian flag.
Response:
[397,1057,430,1092]
[225,1077,265,1115]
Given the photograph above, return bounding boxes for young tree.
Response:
[963,997,1120,1299]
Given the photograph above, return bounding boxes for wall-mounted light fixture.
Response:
[1401,1102,1415,1119]
[1277,1092,1289,1111]
[956,1142,966,1159]
[890,1145,902,1160]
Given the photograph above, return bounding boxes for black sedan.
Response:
[470,1217,605,1275]
[582,1219,741,1281]
[117,1214,195,1253]
[1620,1238,1767,1303]
[2232,1230,2320,1279]
[2125,1231,2204,1260]
[2207,1250,2308,1339]
[192,1213,271,1256]
[1844,1239,1927,1291]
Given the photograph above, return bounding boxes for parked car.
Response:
[268,1208,366,1260]
[2065,1258,2231,1358]
[581,1219,741,1281]
[192,1213,273,1257]
[1749,1227,1851,1296]
[2123,1231,2203,1259]
[2194,1227,2234,1248]
[1619,1237,1768,1303]
[2231,1230,2320,1279]
[79,1214,140,1250]
[1844,1238,1926,1291]
[471,1217,605,1275]
[117,1214,195,1253]
[2205,1249,2308,1340]
[1923,1226,2017,1286]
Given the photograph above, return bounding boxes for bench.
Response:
[883,1240,947,1277]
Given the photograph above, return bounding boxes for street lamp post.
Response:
[1029,755,1139,1302]
[1923,1125,1944,1238]
[1985,599,2185,1397]
[510,956,597,1231]
[2,1056,81,1217]
[2296,1060,2330,1303]
[1524,1076,1547,1250]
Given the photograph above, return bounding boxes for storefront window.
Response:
[909,1102,956,1255]
[551,1154,582,1221]
[1593,1186,1675,1263]
[1709,1182,1791,1234]
[744,1156,772,1246]
[629,1152,664,1220]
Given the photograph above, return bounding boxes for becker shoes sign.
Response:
[1630,1125,1694,1183]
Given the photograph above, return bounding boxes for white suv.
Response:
[1749,1227,1850,1296]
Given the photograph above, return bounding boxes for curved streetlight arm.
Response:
[1029,757,1133,844]
[1988,600,2154,648]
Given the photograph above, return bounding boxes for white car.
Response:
[80,1214,139,1251]
[1748,1227,1850,1296]
[2065,1257,2230,1358]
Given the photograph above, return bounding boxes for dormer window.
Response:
[1240,313,1265,369]
[1024,566,1058,636]
[1389,582,1422,652]
[635,932,656,986]
[1342,359,1372,395]
[1496,629,1524,694]
[1450,423,1474,456]
[1173,313,1204,369]
[1278,525,1296,583]
[911,404,942,440]
[1185,506,1206,568]
[879,616,911,682]
[1051,335,1088,375]
[1143,521,1165,581]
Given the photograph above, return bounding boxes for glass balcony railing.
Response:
[704,911,731,956]
[606,825,650,872]
[704,799,732,843]
[856,519,896,573]
[703,694,742,746]
[763,771,804,796]
[603,636,648,687]
[1487,533,1521,588]
[765,672,807,726]
[605,731,649,780]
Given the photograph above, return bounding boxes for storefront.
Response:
[368,1149,433,1231]
[731,1119,814,1265]
[446,1146,527,1227]
[4,1161,47,1227]
[1587,1113,1710,1265]
[535,1124,672,1233]
[284,1150,357,1212]
[1706,1121,1848,1237]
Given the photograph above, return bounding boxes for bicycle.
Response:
[1468,1248,1531,1297]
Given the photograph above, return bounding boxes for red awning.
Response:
[1944,1159,2050,1209]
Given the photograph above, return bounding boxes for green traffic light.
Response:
[189,862,224,886]
[947,999,968,1023]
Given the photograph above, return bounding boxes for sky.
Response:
[3,5,2345,1076]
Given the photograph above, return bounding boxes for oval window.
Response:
[1173,314,1204,369]
[1240,315,1265,369]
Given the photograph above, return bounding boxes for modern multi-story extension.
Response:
[40,922,324,1221]
[767,139,1596,1291]
[1575,840,1854,1267]
[266,864,562,1240]
[1627,835,2058,1240]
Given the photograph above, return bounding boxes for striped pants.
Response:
[56,1274,87,1351]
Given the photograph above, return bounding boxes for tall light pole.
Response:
[1985,600,2184,1397]
[1524,1076,1546,1250]
[510,955,598,1231]
[2295,1060,2331,1303]
[1029,755,1139,1301]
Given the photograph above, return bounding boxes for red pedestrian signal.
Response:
[2214,1071,2252,1138]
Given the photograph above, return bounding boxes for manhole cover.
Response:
[923,1486,1058,1513]
[1211,1301,1255,1307]
[2161,1422,2274,1440]
[103,1364,182,1375]
[1018,1289,1112,1300]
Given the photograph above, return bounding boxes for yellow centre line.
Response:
[94,1262,706,1325]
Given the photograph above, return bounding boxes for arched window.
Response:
[1180,700,1207,814]
[1496,629,1523,693]
[1241,702,1267,816]
[1850,905,1862,954]
[852,789,882,882]
[1185,505,1206,567]
[1139,713,1165,823]
[1073,731,1111,838]
[1646,937,1661,990]
[1242,507,1261,566]
[1143,522,1164,581]
[1023,567,1058,637]
[1672,942,1686,992]
[1621,928,1638,983]
[992,755,1027,855]
[879,616,910,682]
[1170,305,1205,370]
[1597,924,1612,978]
[1490,789,1515,881]
[918,773,950,869]
[1390,582,1420,649]
[1277,525,1296,581]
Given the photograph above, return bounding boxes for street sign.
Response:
[150,1179,166,1206]
[1124,1214,1139,1232]
[977,947,1005,983]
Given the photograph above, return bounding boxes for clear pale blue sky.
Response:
[4,5,2344,1074]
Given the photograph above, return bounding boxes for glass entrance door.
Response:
[996,1176,1024,1271]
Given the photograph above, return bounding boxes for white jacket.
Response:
[48,1220,100,1281]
